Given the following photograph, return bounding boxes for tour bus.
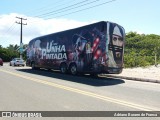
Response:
[26,21,125,75]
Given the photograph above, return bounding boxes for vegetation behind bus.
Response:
[124,32,160,68]
[0,44,27,62]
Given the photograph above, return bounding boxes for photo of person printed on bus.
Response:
[72,30,96,70]
[108,25,124,68]
[85,42,92,64]
[72,28,109,71]
[34,40,42,59]
[72,34,87,70]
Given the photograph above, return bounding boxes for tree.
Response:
[7,44,19,51]
[0,44,20,62]
[124,32,160,67]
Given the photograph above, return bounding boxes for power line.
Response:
[26,0,117,30]
[45,0,117,19]
[18,0,80,25]
[29,0,71,16]
[1,22,18,47]
[5,23,15,35]
[25,0,71,16]
[35,0,91,18]
[36,0,103,18]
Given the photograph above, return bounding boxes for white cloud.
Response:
[0,13,91,47]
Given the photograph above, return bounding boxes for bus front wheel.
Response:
[60,63,67,74]
[31,62,36,70]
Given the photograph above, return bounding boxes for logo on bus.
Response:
[41,41,67,60]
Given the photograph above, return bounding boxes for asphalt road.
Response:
[0,63,160,120]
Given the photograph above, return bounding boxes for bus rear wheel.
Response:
[69,64,77,75]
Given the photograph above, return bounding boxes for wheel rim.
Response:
[70,65,77,75]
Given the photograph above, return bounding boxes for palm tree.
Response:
[7,44,20,51]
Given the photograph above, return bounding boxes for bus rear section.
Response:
[71,22,125,74]
[104,22,125,74]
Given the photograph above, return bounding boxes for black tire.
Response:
[31,62,36,70]
[31,62,39,70]
[60,63,67,74]
[69,64,77,75]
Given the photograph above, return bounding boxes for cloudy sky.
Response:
[0,0,159,47]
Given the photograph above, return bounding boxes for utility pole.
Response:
[15,16,27,59]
